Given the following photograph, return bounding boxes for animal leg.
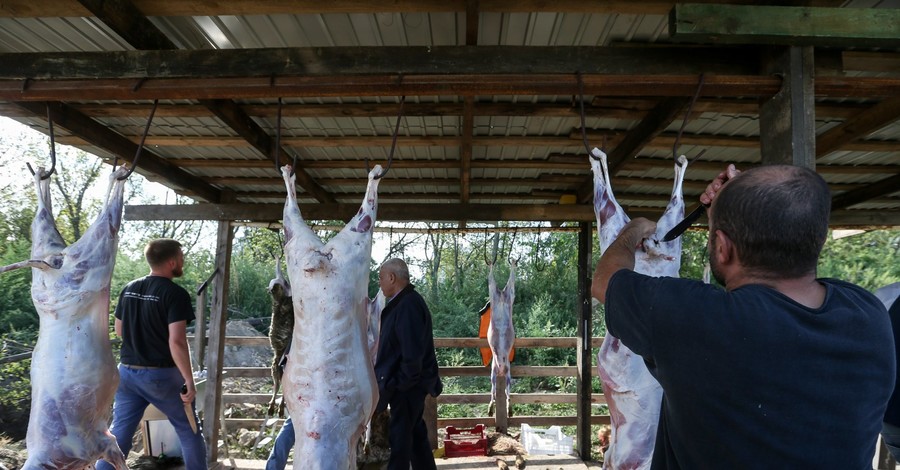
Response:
[98,432,127,470]
[268,360,282,417]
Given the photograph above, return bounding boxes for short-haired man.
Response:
[592,165,895,468]
[97,238,207,470]
[373,258,442,470]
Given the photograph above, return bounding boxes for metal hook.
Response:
[576,71,601,161]
[673,73,706,160]
[273,98,297,177]
[483,228,499,266]
[27,104,57,180]
[117,99,159,180]
[366,95,404,180]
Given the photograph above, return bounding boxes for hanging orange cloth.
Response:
[478,301,515,367]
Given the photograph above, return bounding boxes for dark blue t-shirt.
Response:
[116,275,195,368]
[883,297,900,425]
[606,270,894,470]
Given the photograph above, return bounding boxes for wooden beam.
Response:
[460,97,475,203]
[465,0,479,45]
[32,74,900,102]
[198,99,334,203]
[576,97,689,202]
[759,46,816,168]
[438,415,610,429]
[75,0,178,50]
[0,47,759,81]
[831,174,900,211]
[0,0,808,18]
[11,101,222,202]
[202,219,234,464]
[816,97,900,159]
[670,4,900,48]
[842,51,900,74]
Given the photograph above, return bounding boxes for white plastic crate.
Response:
[520,423,574,455]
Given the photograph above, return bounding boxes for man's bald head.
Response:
[379,258,410,297]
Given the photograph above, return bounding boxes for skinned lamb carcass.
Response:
[1,167,129,470]
[487,259,516,419]
[267,255,294,417]
[280,164,380,469]
[592,149,687,470]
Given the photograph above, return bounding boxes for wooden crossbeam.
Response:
[816,97,900,158]
[0,47,758,81]
[832,174,900,211]
[0,0,815,18]
[460,97,475,203]
[12,101,222,202]
[670,4,900,48]
[75,0,178,50]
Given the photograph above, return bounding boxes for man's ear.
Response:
[714,229,736,266]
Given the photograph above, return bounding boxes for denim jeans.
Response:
[96,365,207,470]
[265,417,295,470]
[883,422,900,461]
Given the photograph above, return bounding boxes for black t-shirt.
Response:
[606,269,895,470]
[116,275,195,367]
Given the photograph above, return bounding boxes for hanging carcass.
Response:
[267,255,294,417]
[592,149,688,470]
[0,166,130,470]
[279,164,381,469]
[487,259,516,419]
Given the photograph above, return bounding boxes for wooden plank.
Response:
[759,46,815,168]
[0,47,758,81]
[202,220,235,464]
[816,97,900,159]
[670,4,900,48]
[433,337,604,348]
[438,415,610,428]
[0,74,790,102]
[199,99,334,204]
[439,393,607,405]
[10,101,222,202]
[843,52,900,74]
[576,97,689,203]
[223,367,271,378]
[441,366,577,377]
[460,97,475,203]
[75,0,178,50]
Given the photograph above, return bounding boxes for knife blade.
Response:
[181,384,198,434]
[662,204,707,242]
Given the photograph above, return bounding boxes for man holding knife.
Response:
[96,238,207,470]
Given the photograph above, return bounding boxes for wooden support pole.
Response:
[425,395,439,450]
[202,220,234,464]
[576,221,593,460]
[193,290,207,371]
[759,46,816,169]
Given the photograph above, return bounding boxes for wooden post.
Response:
[759,46,816,169]
[425,395,438,450]
[576,221,593,460]
[193,289,206,371]
[202,220,234,464]
[495,374,508,433]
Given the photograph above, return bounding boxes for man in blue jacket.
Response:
[373,258,442,470]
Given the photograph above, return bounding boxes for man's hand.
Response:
[621,218,658,250]
[700,164,740,206]
[592,218,658,303]
[180,383,196,404]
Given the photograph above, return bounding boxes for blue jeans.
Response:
[96,365,207,470]
[883,422,900,461]
[266,417,295,470]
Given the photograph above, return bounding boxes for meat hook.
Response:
[672,73,705,161]
[576,72,604,161]
[116,99,159,180]
[366,95,405,180]
[26,103,57,180]
[273,97,297,177]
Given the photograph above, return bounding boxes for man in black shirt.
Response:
[96,238,207,470]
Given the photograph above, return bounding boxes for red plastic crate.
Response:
[443,424,487,457]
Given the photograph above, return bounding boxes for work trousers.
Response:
[265,417,295,470]
[96,365,207,470]
[387,388,436,470]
